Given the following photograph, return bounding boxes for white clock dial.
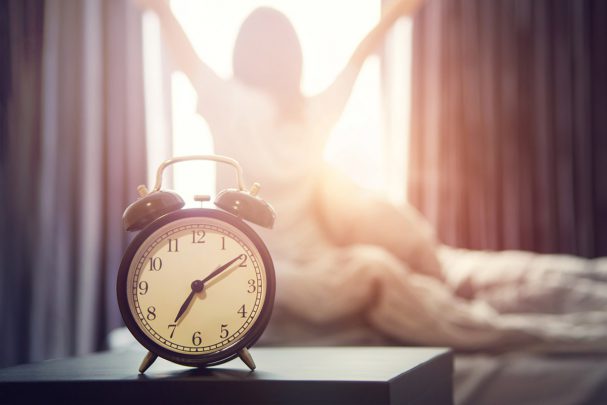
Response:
[126,216,266,355]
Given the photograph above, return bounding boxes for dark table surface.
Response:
[0,346,453,404]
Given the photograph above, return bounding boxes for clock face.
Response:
[118,209,274,364]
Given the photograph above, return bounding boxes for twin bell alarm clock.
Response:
[116,155,276,373]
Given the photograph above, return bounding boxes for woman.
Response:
[134,1,607,355]
[136,0,443,282]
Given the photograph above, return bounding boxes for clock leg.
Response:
[138,351,158,374]
[238,348,256,371]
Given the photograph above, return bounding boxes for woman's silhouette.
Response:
[136,0,443,282]
[132,1,607,355]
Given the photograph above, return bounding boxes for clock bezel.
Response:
[117,208,276,368]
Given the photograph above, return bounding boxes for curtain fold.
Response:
[1,0,146,367]
[0,0,45,368]
[409,0,607,257]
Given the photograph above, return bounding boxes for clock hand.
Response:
[199,254,245,284]
[173,254,245,323]
[174,288,198,323]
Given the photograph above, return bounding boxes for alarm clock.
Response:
[117,155,276,373]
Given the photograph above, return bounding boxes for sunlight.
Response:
[165,0,384,204]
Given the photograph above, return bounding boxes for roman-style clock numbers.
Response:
[117,156,276,373]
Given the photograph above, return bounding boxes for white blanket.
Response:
[262,245,607,352]
[260,169,607,353]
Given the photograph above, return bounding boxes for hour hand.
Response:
[174,280,204,323]
[174,290,195,323]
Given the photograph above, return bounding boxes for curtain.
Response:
[0,0,146,367]
[408,0,607,257]
[0,0,45,367]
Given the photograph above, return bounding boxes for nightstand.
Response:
[0,346,452,404]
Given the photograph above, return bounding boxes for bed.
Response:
[109,244,607,404]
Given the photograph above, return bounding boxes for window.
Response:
[142,0,412,205]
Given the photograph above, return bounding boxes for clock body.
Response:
[117,208,275,367]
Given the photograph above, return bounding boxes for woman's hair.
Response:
[233,7,303,118]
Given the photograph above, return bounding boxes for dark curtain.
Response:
[0,0,45,368]
[0,0,146,367]
[408,0,607,257]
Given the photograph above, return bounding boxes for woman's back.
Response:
[199,75,349,258]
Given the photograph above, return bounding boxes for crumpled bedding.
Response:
[259,167,607,354]
[261,245,607,353]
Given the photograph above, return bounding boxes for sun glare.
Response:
[143,1,413,205]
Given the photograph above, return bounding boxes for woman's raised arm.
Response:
[134,0,226,116]
[308,0,424,137]
[348,0,423,69]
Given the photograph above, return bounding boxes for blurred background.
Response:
[1,0,606,368]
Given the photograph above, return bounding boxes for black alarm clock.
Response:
[116,155,276,373]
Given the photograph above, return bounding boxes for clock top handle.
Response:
[152,155,246,192]
[123,154,275,231]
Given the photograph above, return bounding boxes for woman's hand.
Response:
[348,0,425,68]
[131,0,169,13]
[389,0,426,16]
[135,0,227,119]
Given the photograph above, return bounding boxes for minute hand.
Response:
[200,254,245,284]
[173,254,247,324]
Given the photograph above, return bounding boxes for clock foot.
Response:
[139,351,158,374]
[238,348,256,371]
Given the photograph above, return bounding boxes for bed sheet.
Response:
[455,352,607,405]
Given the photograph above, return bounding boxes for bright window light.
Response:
[143,1,413,204]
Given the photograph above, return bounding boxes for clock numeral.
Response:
[138,281,148,295]
[192,331,202,346]
[247,279,256,293]
[192,230,206,244]
[221,236,226,250]
[148,257,162,271]
[168,238,179,252]
[239,255,248,267]
[146,306,156,321]
[168,324,177,339]
[220,324,229,339]
[237,304,247,319]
